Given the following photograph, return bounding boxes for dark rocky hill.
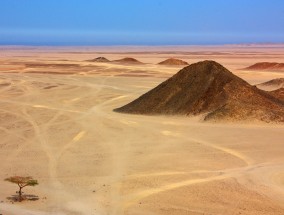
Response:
[114,61,284,123]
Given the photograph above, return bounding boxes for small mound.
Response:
[243,62,284,71]
[113,57,143,64]
[258,78,284,87]
[158,58,189,66]
[114,60,284,123]
[87,57,110,62]
[257,78,284,91]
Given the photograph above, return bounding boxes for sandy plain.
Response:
[0,45,284,215]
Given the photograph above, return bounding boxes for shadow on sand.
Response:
[7,193,39,202]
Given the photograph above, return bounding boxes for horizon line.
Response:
[1,42,284,47]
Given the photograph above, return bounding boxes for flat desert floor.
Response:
[0,45,284,215]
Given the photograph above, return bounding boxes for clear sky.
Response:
[1,0,284,45]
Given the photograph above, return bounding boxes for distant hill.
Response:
[158,58,189,66]
[114,61,284,123]
[257,78,284,88]
[243,62,284,71]
[87,57,110,62]
[256,78,284,91]
[113,57,143,64]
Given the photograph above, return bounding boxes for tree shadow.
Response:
[7,194,39,202]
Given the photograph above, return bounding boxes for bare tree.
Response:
[5,176,38,202]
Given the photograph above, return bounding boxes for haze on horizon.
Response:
[1,0,284,45]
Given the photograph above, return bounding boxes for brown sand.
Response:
[0,45,283,215]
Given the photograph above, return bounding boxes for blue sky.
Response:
[0,0,284,45]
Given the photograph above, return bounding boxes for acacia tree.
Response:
[5,176,38,202]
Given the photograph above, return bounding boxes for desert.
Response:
[0,45,283,215]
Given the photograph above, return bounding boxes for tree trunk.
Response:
[18,187,22,202]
